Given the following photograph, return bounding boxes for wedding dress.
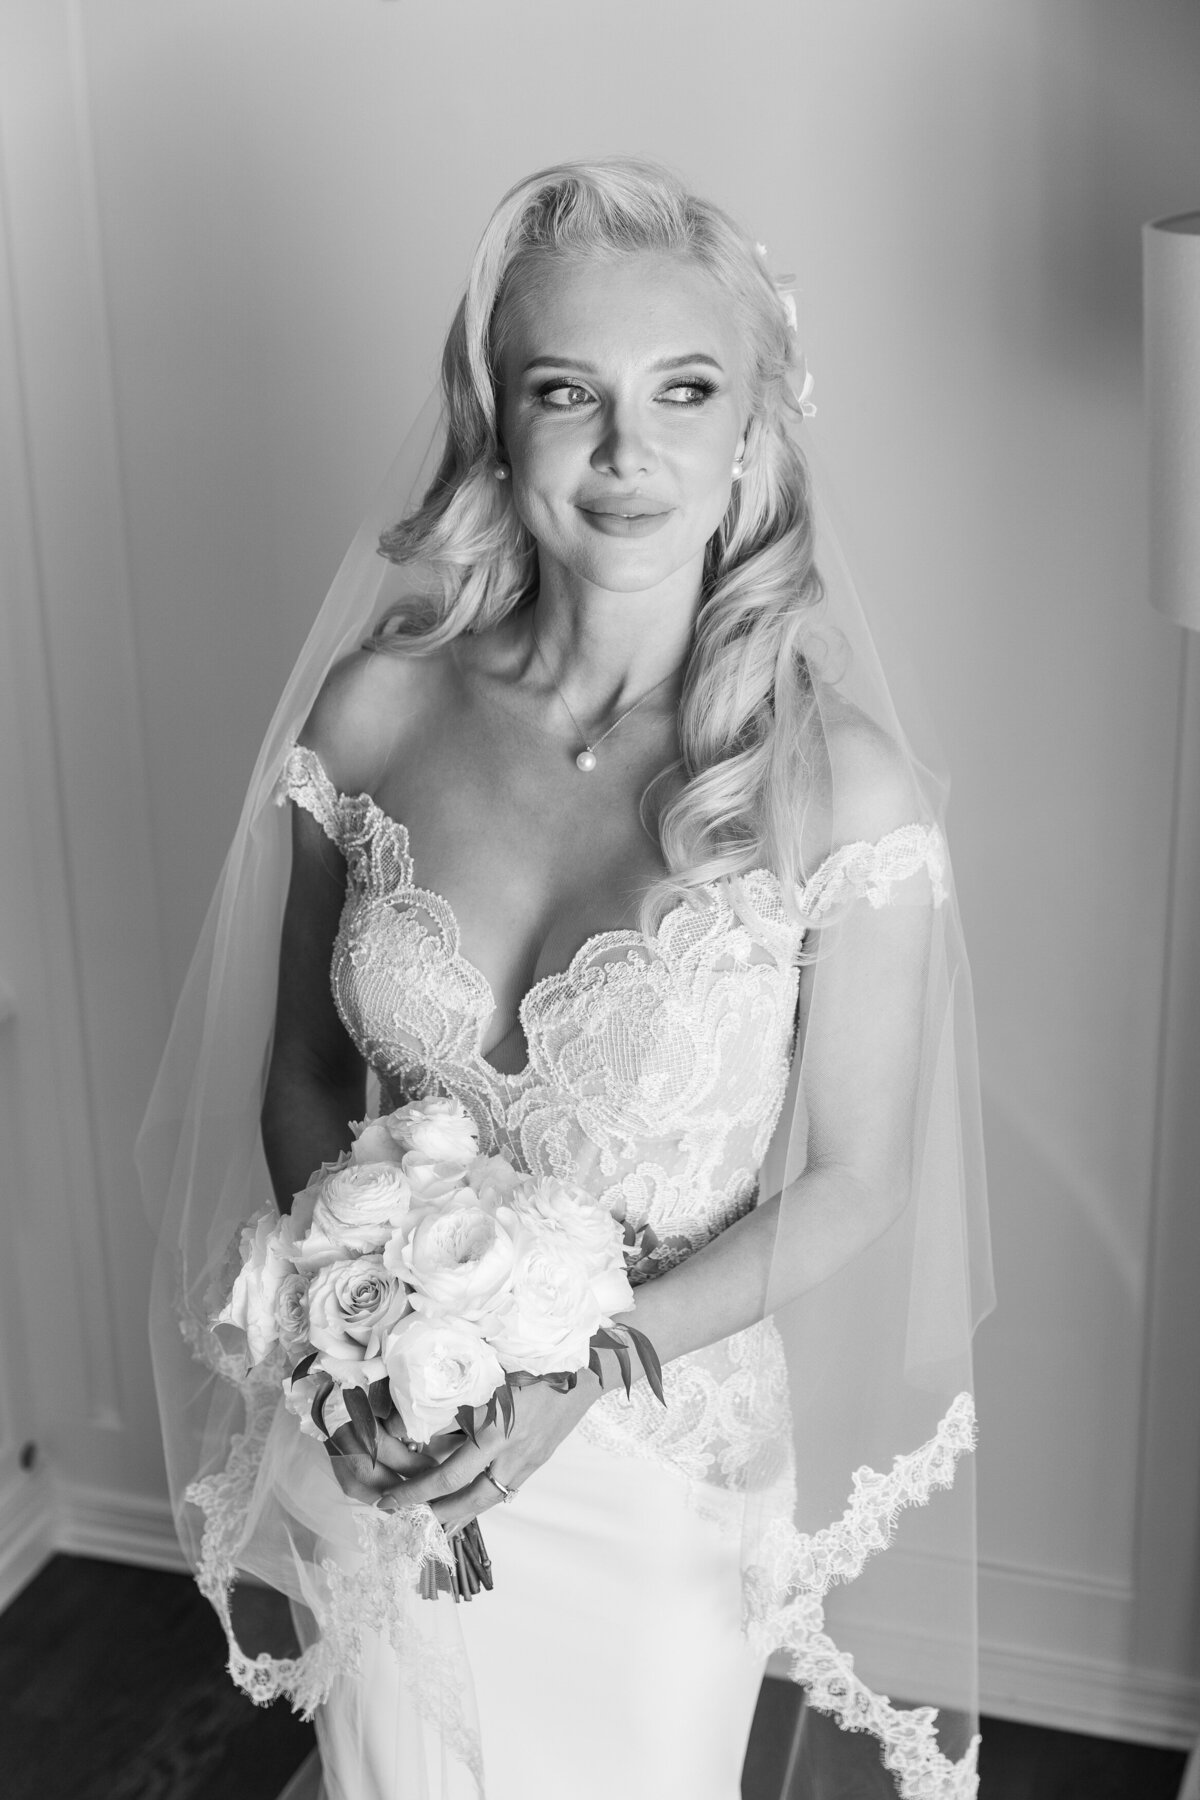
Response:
[143,383,990,1800]
[214,741,963,1800]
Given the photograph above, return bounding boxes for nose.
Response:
[590,399,658,481]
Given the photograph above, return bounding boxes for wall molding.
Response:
[0,0,127,1435]
[55,1481,188,1574]
[0,1471,56,1613]
[1134,629,1200,1680]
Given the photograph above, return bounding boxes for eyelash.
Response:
[534,377,718,411]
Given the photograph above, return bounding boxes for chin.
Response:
[567,536,701,596]
[583,559,686,596]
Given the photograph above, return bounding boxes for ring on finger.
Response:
[482,1463,518,1504]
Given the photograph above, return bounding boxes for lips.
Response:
[577,507,672,538]
[578,502,670,519]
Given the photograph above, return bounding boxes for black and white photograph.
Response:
[0,5,1198,1798]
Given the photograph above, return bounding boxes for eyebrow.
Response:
[522,353,725,375]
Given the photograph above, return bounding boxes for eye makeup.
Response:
[532,375,719,410]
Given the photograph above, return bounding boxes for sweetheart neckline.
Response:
[289,744,791,1084]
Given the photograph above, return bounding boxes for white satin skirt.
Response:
[287,1429,765,1800]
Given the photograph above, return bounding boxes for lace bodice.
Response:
[276,741,947,1487]
[278,744,944,1266]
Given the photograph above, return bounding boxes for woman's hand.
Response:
[323,1411,444,1505]
[377,1372,602,1533]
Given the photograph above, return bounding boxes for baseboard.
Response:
[34,1486,1200,1750]
[765,1546,1200,1751]
[979,1635,1200,1749]
[55,1480,188,1573]
[0,1468,56,1609]
[765,1636,1199,1753]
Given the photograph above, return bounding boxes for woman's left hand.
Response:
[377,1372,601,1533]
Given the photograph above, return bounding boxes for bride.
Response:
[142,159,991,1800]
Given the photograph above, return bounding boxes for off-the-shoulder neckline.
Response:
[281,741,941,1081]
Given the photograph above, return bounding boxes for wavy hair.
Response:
[372,157,827,933]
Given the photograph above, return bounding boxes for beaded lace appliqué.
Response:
[191,743,976,1794]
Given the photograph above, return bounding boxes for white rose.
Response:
[400,1151,470,1204]
[284,1173,348,1271]
[399,1195,517,1322]
[511,1178,623,1273]
[217,1210,292,1365]
[384,1314,504,1443]
[465,1152,525,1211]
[274,1271,310,1356]
[384,1097,479,1166]
[293,1160,414,1262]
[284,1370,351,1442]
[588,1260,636,1322]
[478,1220,601,1377]
[307,1255,411,1369]
[349,1118,408,1166]
[508,1181,634,1322]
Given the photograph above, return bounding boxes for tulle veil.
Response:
[137,246,993,1799]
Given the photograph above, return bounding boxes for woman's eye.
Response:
[661,381,716,406]
[538,383,594,409]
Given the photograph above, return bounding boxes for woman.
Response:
[142,160,990,1800]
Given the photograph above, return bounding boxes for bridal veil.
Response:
[138,162,994,1799]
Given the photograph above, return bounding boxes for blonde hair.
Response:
[373,157,826,933]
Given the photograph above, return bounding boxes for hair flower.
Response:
[774,274,799,336]
[795,352,818,419]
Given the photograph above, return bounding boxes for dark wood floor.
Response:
[0,1556,1188,1799]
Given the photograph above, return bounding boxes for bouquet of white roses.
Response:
[214,1096,663,1599]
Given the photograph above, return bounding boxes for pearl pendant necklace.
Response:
[529,623,678,773]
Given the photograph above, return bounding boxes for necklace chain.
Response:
[528,623,678,771]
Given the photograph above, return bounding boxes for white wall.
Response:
[1,0,1198,1745]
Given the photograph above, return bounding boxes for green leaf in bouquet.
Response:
[455,1404,480,1448]
[587,1346,605,1386]
[624,1324,666,1407]
[482,1393,498,1433]
[289,1350,318,1385]
[611,1339,633,1399]
[367,1376,393,1421]
[497,1381,515,1437]
[344,1384,379,1465]
[310,1371,335,1438]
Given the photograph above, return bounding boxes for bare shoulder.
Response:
[799,696,922,868]
[297,639,456,797]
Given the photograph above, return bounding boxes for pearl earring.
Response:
[731,460,744,481]
[493,463,509,480]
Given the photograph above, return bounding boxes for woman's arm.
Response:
[261,645,416,1208]
[619,882,934,1362]
[261,802,366,1211]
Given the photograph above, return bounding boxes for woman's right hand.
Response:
[323,1412,453,1506]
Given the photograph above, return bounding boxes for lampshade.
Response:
[1145,212,1200,631]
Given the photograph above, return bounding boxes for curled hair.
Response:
[373,157,826,933]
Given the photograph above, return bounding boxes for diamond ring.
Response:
[482,1463,517,1503]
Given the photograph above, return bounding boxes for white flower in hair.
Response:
[795,351,817,419]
